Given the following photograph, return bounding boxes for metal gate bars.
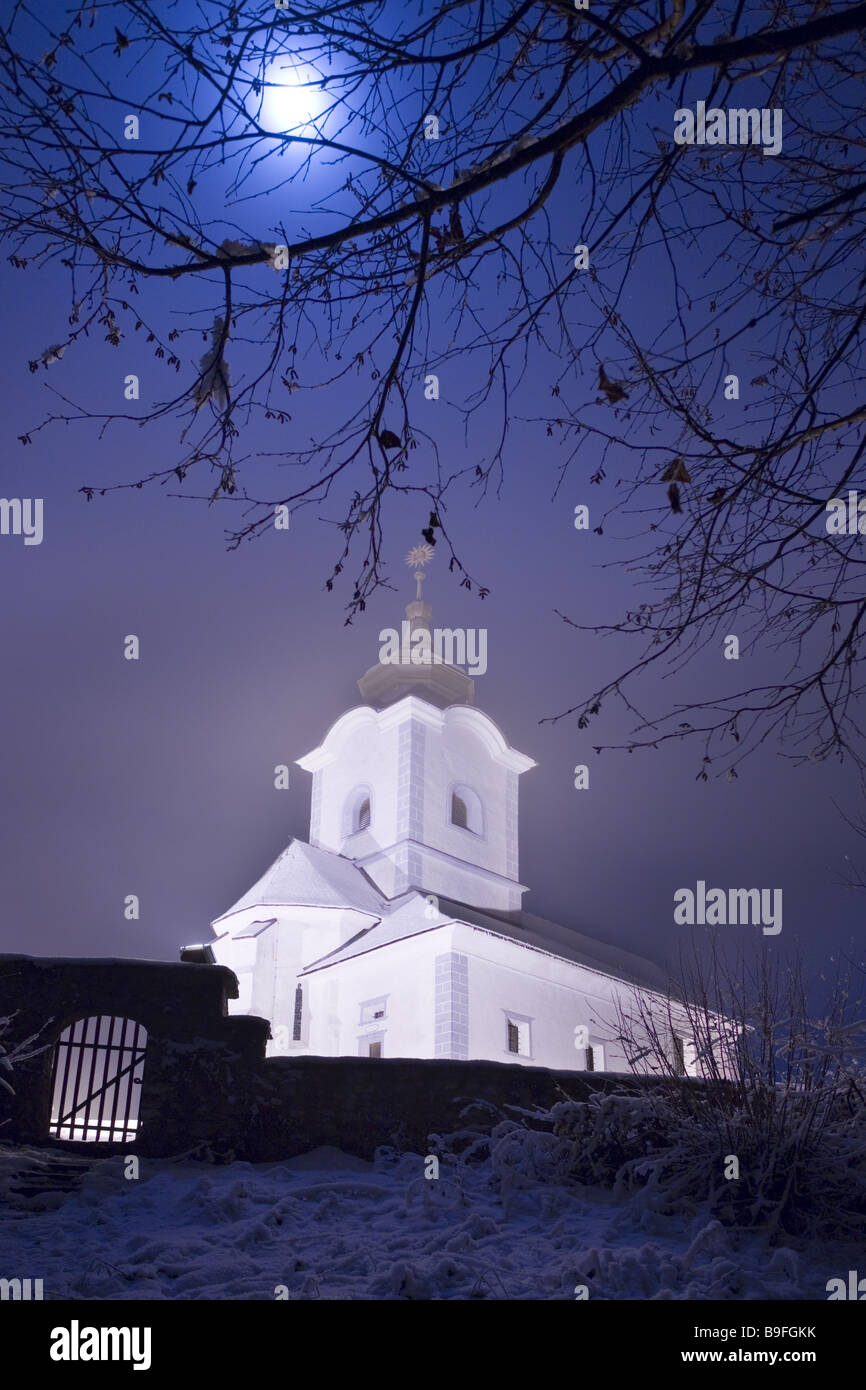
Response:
[48,1016,147,1142]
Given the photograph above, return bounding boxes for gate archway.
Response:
[48,1016,147,1142]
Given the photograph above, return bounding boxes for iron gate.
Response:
[49,1015,147,1142]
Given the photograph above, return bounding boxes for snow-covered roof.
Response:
[300,888,669,993]
[485,904,670,994]
[213,840,386,926]
[300,893,439,972]
[212,836,668,993]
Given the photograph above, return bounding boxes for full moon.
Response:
[260,63,327,133]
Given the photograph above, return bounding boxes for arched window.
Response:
[49,1016,147,1142]
[344,788,372,836]
[450,784,483,836]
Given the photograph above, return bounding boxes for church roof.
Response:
[299,883,669,995]
[211,831,670,995]
[487,904,670,994]
[213,839,386,925]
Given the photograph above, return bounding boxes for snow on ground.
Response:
[0,1143,852,1300]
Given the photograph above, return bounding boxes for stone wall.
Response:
[0,953,659,1162]
[0,954,267,1151]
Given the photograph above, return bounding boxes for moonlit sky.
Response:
[0,32,862,999]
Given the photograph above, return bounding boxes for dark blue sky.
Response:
[0,249,862,990]
[1,0,863,1000]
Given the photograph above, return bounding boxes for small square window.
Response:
[368,1040,382,1059]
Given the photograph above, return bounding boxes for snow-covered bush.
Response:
[485,948,866,1244]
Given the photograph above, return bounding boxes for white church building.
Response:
[200,560,699,1076]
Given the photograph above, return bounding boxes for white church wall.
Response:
[235,971,252,1012]
[420,720,514,880]
[306,709,403,856]
[213,906,382,1058]
[212,899,695,1076]
[453,926,665,1073]
[250,925,277,1022]
[214,905,688,1074]
[211,928,257,1016]
[301,927,452,1059]
[406,853,522,913]
[296,908,375,966]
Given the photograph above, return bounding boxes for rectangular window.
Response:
[360,997,388,1024]
[672,1034,686,1076]
[585,1044,594,1072]
[292,984,303,1042]
[505,1016,531,1056]
[368,1040,382,1059]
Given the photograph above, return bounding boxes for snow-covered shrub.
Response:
[482,1079,866,1243]
[486,948,866,1244]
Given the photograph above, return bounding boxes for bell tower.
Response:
[296,547,535,912]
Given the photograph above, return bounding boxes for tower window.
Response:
[344,788,373,838]
[368,1041,382,1059]
[292,984,303,1042]
[672,1034,686,1076]
[450,784,483,835]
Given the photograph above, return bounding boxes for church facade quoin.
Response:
[196,548,708,1077]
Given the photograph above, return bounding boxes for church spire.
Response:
[404,542,434,644]
[408,543,433,602]
[356,543,475,710]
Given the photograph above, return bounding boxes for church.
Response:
[199,551,699,1076]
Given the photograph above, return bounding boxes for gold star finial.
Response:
[405,543,434,600]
